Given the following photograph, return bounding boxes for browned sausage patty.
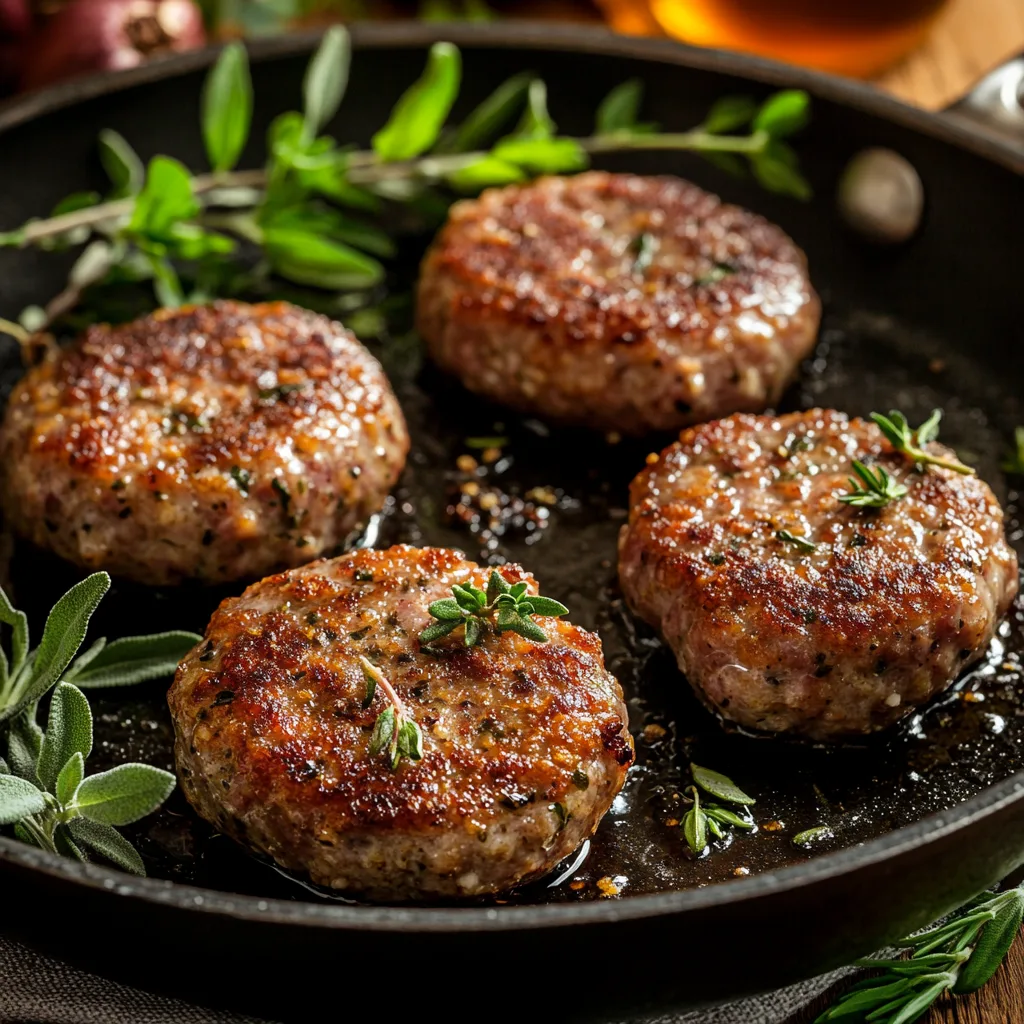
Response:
[417,171,820,435]
[169,545,633,900]
[618,410,1019,740]
[0,301,409,585]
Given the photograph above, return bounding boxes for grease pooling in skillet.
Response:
[4,299,1023,905]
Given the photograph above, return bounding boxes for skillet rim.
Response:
[0,20,1022,933]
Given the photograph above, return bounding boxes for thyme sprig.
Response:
[1001,426,1024,475]
[839,460,909,509]
[871,409,974,475]
[818,884,1024,1023]
[0,28,811,334]
[360,656,423,771]
[0,572,199,874]
[420,570,568,647]
[681,763,756,856]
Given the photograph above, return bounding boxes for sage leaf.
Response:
[452,584,484,611]
[372,42,461,162]
[0,582,29,680]
[701,95,757,135]
[37,682,93,794]
[303,26,351,141]
[67,817,146,876]
[54,823,88,862]
[73,763,175,826]
[596,79,643,135]
[485,570,511,604]
[691,763,755,805]
[4,572,110,721]
[0,774,46,824]
[369,705,395,756]
[202,42,253,173]
[0,757,7,775]
[753,89,810,138]
[6,706,42,781]
[447,72,532,153]
[955,888,1024,993]
[55,751,85,807]
[98,129,144,198]
[395,719,423,765]
[491,137,587,174]
[66,631,200,689]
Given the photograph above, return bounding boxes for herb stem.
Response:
[359,655,406,718]
[3,130,771,249]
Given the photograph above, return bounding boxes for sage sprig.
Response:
[0,681,175,875]
[0,572,200,724]
[360,656,423,771]
[420,570,568,647]
[818,884,1024,1023]
[0,28,812,335]
[682,763,756,856]
[0,572,198,874]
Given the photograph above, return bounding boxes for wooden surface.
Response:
[877,0,1024,109]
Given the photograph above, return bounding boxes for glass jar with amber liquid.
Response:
[598,0,949,77]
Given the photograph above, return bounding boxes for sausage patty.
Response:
[0,301,409,585]
[168,545,633,901]
[618,409,1019,740]
[417,171,820,435]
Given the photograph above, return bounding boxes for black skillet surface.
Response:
[1,23,1024,1023]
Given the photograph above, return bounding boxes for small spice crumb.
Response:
[884,692,901,707]
[733,866,750,877]
[962,690,985,703]
[569,879,586,891]
[597,875,626,898]
[665,818,680,827]
[761,820,785,832]
[642,723,667,743]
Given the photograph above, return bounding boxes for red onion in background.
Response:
[21,0,205,91]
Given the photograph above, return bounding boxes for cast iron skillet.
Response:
[1,22,1023,1023]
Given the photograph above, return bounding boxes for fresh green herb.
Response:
[360,656,423,771]
[691,763,756,805]
[0,30,812,334]
[871,409,974,475]
[420,570,568,647]
[818,884,1024,1023]
[775,529,816,553]
[0,573,198,873]
[793,825,833,847]
[631,232,656,274]
[258,382,306,401]
[682,764,757,855]
[682,786,707,856]
[1002,427,1024,475]
[839,459,910,509]
[230,465,251,495]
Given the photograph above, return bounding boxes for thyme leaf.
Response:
[360,656,423,771]
[839,460,909,509]
[420,570,568,648]
[775,529,816,553]
[871,409,974,475]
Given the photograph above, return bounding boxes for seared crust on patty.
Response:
[618,409,1018,740]
[417,172,820,435]
[169,545,633,900]
[0,301,409,585]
